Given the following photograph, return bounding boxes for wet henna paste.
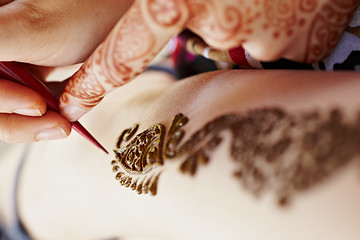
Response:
[112,107,360,205]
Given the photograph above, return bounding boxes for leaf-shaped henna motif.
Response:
[112,124,165,195]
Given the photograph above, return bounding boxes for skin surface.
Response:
[0,0,134,66]
[59,0,360,121]
[3,70,358,240]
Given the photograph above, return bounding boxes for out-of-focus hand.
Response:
[59,0,359,122]
[0,0,134,66]
[0,77,71,143]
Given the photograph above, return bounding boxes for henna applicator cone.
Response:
[0,61,108,154]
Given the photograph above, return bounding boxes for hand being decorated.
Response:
[59,0,359,122]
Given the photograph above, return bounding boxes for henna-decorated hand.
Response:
[0,0,134,66]
[59,0,359,122]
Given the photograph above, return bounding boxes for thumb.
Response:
[59,0,189,122]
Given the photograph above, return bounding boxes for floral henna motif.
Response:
[112,108,360,205]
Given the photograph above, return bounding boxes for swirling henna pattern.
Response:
[303,0,359,62]
[186,0,253,46]
[60,3,151,108]
[101,1,155,87]
[262,0,318,38]
[112,123,165,195]
[112,115,186,195]
[299,0,318,12]
[147,0,182,26]
[112,108,360,205]
[62,0,189,110]
[60,51,106,108]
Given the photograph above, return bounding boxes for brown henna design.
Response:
[61,0,189,110]
[186,0,255,46]
[112,108,360,205]
[147,0,183,26]
[303,0,359,62]
[262,0,318,38]
[186,0,357,62]
[299,0,318,12]
[62,0,359,111]
[60,52,106,108]
[112,123,165,195]
[101,1,155,87]
[264,0,298,30]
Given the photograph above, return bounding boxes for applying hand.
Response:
[0,0,133,143]
[0,76,71,143]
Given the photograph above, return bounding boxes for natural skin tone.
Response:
[59,0,359,122]
[0,0,358,143]
[7,70,360,240]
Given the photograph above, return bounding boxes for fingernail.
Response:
[61,105,86,122]
[13,108,42,116]
[35,127,68,141]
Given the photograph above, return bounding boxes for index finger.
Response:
[59,0,190,122]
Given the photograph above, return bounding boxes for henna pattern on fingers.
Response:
[60,52,106,108]
[102,1,155,87]
[62,0,359,111]
[112,108,360,205]
[61,0,189,111]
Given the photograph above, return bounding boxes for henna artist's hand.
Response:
[0,77,71,143]
[0,0,134,66]
[0,0,133,143]
[59,0,359,122]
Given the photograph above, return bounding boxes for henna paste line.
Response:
[112,107,360,205]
